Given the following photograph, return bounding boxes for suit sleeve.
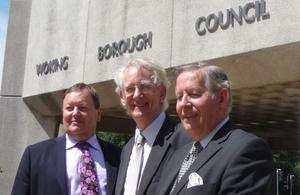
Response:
[219,138,274,195]
[11,147,31,195]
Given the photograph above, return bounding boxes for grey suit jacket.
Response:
[157,121,274,195]
[11,135,121,195]
[114,115,192,195]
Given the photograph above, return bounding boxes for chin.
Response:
[132,110,147,117]
[182,123,196,131]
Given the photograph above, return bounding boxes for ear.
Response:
[159,86,167,103]
[97,108,102,122]
[218,89,229,107]
[119,92,127,107]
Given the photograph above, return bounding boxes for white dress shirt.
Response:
[65,134,107,195]
[123,112,166,194]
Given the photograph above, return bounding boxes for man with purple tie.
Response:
[12,83,121,195]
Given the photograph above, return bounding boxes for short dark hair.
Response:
[64,83,100,108]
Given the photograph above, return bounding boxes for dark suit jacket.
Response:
[157,121,274,195]
[11,135,121,195]
[114,115,192,195]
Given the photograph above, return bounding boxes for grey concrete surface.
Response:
[1,0,299,194]
[0,97,59,194]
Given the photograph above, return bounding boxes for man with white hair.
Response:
[114,58,191,195]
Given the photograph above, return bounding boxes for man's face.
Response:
[63,88,101,141]
[175,70,224,140]
[120,66,166,130]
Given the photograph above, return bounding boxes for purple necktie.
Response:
[77,142,99,195]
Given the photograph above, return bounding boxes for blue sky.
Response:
[0,0,9,86]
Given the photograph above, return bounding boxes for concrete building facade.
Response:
[0,0,299,193]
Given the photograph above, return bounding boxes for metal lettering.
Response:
[136,34,144,51]
[218,10,230,29]
[111,42,119,58]
[127,37,135,53]
[230,7,243,26]
[195,17,206,36]
[243,2,256,23]
[195,0,270,36]
[62,56,69,70]
[104,44,112,60]
[118,40,127,55]
[97,32,153,61]
[206,13,219,33]
[143,32,152,49]
[36,56,69,76]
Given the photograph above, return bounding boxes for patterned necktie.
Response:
[124,133,145,195]
[77,142,99,195]
[170,141,202,194]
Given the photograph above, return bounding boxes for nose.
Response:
[181,95,192,107]
[132,87,143,98]
[72,107,81,116]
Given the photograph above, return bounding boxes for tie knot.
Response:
[136,133,145,147]
[191,141,202,155]
[76,141,90,151]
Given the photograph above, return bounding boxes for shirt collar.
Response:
[200,116,229,148]
[65,134,100,151]
[135,112,166,147]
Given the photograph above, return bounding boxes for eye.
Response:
[139,83,153,92]
[65,106,73,111]
[78,106,89,112]
[125,86,135,94]
[176,94,183,101]
[190,93,201,98]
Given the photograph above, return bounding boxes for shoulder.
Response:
[168,122,193,150]
[228,129,268,146]
[222,129,272,158]
[98,138,121,166]
[25,136,64,153]
[99,139,121,154]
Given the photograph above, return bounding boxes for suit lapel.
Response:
[159,143,193,195]
[98,138,115,195]
[54,136,67,194]
[137,117,176,195]
[115,138,134,195]
[172,141,222,195]
[172,121,233,195]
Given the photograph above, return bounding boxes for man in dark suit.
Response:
[12,83,121,195]
[114,58,191,195]
[157,63,274,195]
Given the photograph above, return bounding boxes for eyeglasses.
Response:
[123,81,156,96]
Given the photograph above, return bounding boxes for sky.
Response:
[0,0,9,87]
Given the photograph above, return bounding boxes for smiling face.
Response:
[120,66,166,130]
[63,88,101,141]
[175,70,228,140]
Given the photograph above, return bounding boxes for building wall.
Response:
[1,0,299,194]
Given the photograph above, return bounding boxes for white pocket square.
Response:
[187,172,204,189]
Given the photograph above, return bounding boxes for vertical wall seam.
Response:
[82,0,91,82]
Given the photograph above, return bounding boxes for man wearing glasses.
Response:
[114,58,191,195]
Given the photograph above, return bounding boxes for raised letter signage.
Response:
[195,0,270,36]
[36,56,69,76]
[98,32,152,62]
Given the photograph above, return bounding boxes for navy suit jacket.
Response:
[11,135,121,195]
[114,115,192,195]
[157,121,274,195]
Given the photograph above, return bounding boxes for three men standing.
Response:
[12,60,274,195]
